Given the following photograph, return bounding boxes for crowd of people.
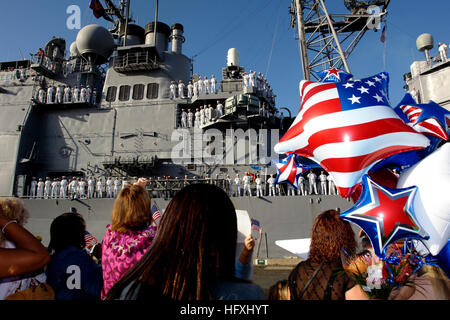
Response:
[34,84,97,105]
[0,66,30,83]
[178,100,224,128]
[2,181,448,302]
[27,170,337,201]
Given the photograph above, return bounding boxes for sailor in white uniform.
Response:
[242,72,249,89]
[51,178,59,198]
[169,81,177,99]
[267,175,276,196]
[319,171,328,195]
[87,177,95,199]
[68,178,78,199]
[96,178,104,198]
[200,106,206,126]
[197,76,204,95]
[37,178,44,198]
[439,42,448,63]
[234,174,241,197]
[38,87,46,103]
[203,76,210,95]
[193,80,199,97]
[410,87,419,103]
[297,174,306,196]
[30,177,37,198]
[206,105,212,123]
[210,75,217,94]
[243,172,252,196]
[56,85,64,104]
[187,81,194,99]
[307,170,318,195]
[178,80,185,99]
[180,109,187,128]
[60,176,68,198]
[113,177,121,198]
[194,108,201,128]
[287,183,296,196]
[255,175,263,197]
[187,109,194,128]
[46,85,54,104]
[106,177,113,198]
[63,85,71,103]
[80,85,88,103]
[78,178,87,198]
[226,175,233,196]
[86,85,92,104]
[249,70,256,88]
[216,100,223,119]
[327,174,336,195]
[73,86,80,103]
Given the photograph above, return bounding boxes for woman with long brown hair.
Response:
[287,209,368,300]
[106,183,265,300]
[101,182,156,298]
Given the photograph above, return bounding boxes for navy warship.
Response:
[2,0,430,259]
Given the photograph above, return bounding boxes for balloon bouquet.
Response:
[273,67,450,298]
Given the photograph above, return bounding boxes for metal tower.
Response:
[290,0,390,80]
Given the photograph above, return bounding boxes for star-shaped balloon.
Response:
[274,72,430,198]
[340,175,428,259]
[274,154,307,189]
[316,68,353,83]
[394,93,449,141]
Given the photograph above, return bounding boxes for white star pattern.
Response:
[348,94,361,104]
[366,80,376,87]
[373,77,382,82]
[343,82,354,88]
[357,86,369,94]
[373,93,384,102]
[380,73,387,79]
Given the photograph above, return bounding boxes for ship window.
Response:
[132,84,145,100]
[119,85,131,101]
[146,83,159,99]
[106,86,117,102]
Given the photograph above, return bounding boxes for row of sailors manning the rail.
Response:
[230,171,337,197]
[169,71,274,99]
[35,84,97,105]
[27,170,337,199]
[178,101,274,128]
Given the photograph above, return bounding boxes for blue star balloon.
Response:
[394,93,449,141]
[316,68,353,83]
[340,175,428,259]
[274,154,307,190]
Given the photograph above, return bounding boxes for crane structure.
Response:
[290,0,390,80]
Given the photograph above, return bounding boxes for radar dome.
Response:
[69,41,79,58]
[416,33,434,52]
[76,24,115,65]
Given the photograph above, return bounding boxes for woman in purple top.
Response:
[101,182,156,299]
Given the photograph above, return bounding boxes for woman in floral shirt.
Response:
[101,182,156,299]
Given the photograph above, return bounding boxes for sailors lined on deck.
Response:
[169,75,219,100]
[35,84,97,105]
[178,100,224,128]
[27,170,338,200]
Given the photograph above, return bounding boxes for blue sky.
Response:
[1,0,448,116]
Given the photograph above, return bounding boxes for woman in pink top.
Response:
[101,181,156,299]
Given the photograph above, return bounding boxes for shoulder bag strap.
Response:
[289,261,324,300]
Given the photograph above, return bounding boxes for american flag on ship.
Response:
[274,72,430,198]
[395,93,449,141]
[152,203,161,222]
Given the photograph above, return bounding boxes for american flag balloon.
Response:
[274,72,430,198]
[274,154,307,190]
[394,93,449,141]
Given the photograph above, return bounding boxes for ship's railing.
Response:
[30,54,56,74]
[111,51,160,71]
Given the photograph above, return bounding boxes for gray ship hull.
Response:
[23,194,353,259]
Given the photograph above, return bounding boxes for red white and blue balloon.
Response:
[274,154,307,190]
[274,72,430,198]
[340,174,428,258]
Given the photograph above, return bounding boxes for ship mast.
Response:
[290,0,389,80]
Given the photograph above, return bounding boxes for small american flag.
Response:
[84,231,98,249]
[152,203,161,222]
[274,73,429,198]
[251,219,262,244]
